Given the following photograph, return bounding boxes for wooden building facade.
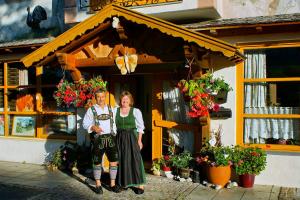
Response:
[11,4,243,161]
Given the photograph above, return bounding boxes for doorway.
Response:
[110,74,152,161]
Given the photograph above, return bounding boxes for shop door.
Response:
[110,75,152,161]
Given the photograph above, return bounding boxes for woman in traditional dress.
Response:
[115,91,146,194]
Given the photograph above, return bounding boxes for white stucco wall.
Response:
[209,49,300,188]
[0,137,64,164]
[218,0,300,19]
[210,66,237,146]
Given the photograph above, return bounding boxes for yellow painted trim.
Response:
[154,119,198,130]
[244,77,300,82]
[243,114,300,119]
[152,79,163,160]
[195,22,300,31]
[36,66,43,138]
[237,44,300,151]
[21,4,243,67]
[236,49,244,146]
[237,40,300,49]
[241,143,300,153]
[3,62,8,137]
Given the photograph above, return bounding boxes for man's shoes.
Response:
[111,185,122,193]
[94,186,103,194]
[132,187,144,195]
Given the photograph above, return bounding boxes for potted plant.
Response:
[177,73,231,118]
[231,146,267,188]
[151,158,161,176]
[196,126,233,187]
[170,151,193,179]
[158,155,173,178]
[47,149,62,171]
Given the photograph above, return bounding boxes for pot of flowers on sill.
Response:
[231,145,267,188]
[170,151,193,179]
[177,73,231,118]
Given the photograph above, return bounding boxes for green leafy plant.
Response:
[177,73,231,117]
[197,145,232,167]
[151,158,162,172]
[231,146,267,175]
[196,126,233,167]
[49,149,62,168]
[170,151,193,169]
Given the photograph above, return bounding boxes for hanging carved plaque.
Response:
[82,0,182,11]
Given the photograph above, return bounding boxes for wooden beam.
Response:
[82,46,96,59]
[56,53,82,82]
[36,21,111,67]
[75,54,178,67]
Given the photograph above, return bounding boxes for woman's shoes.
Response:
[132,187,144,195]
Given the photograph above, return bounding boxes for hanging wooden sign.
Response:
[88,0,182,11]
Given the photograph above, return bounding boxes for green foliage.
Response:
[50,149,62,168]
[178,72,232,98]
[231,146,267,175]
[170,151,193,169]
[199,145,232,167]
[151,158,161,171]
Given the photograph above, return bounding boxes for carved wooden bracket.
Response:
[56,53,83,83]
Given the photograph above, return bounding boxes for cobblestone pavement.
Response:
[0,173,196,200]
[0,161,300,200]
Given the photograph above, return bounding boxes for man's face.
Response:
[95,92,106,106]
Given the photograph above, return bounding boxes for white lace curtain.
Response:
[244,51,300,143]
[162,81,194,152]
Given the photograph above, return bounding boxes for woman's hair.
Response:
[119,91,134,107]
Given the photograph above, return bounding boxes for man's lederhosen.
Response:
[90,106,118,165]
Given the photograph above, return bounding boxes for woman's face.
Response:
[121,95,131,108]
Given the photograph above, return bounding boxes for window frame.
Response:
[0,63,76,140]
[237,42,300,152]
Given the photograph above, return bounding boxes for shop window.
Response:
[9,115,36,137]
[239,47,300,150]
[8,89,35,112]
[41,113,77,136]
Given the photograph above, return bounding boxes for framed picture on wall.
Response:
[12,116,35,137]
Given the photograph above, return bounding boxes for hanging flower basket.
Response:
[53,76,107,108]
[211,90,228,104]
[177,73,232,118]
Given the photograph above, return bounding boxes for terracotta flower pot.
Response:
[207,165,231,187]
[239,174,255,188]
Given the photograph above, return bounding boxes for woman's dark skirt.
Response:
[116,129,146,187]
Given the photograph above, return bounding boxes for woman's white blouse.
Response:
[113,107,145,134]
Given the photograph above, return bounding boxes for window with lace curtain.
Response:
[239,46,300,150]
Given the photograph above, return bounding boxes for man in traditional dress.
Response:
[83,89,120,194]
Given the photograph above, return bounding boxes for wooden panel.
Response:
[236,54,244,146]
[36,66,43,138]
[4,63,8,137]
[152,79,163,160]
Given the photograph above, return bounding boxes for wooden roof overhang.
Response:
[21,4,244,79]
